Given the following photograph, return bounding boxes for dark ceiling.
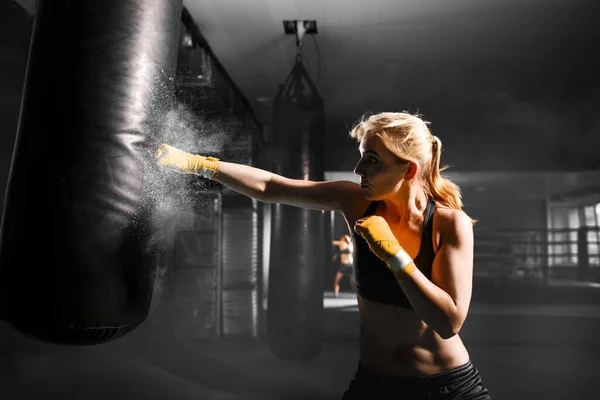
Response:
[10,0,600,171]
[183,0,600,171]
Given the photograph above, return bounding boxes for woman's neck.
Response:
[382,183,428,228]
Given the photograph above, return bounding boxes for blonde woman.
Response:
[156,112,491,399]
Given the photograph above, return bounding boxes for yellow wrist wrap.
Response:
[156,143,219,179]
[386,249,417,280]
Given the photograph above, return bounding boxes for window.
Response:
[549,203,600,267]
[586,204,600,266]
[548,206,578,266]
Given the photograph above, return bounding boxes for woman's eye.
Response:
[368,156,378,163]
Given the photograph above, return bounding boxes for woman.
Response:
[331,234,354,297]
[156,112,491,399]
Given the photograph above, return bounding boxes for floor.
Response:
[1,290,599,400]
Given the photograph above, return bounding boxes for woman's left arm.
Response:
[355,211,474,339]
[396,211,474,339]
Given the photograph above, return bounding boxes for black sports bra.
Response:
[352,198,436,308]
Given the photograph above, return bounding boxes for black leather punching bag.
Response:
[0,0,183,345]
[267,57,326,361]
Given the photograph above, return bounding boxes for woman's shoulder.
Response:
[334,183,372,227]
[434,205,473,228]
[432,205,474,250]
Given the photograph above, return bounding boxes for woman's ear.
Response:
[404,161,418,181]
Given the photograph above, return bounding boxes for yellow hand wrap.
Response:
[354,215,417,280]
[155,143,219,179]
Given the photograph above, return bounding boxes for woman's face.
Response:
[353,134,408,200]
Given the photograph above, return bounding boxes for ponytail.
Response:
[426,136,477,224]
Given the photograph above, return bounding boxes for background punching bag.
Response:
[267,57,326,361]
[0,0,183,345]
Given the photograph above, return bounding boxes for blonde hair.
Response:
[349,112,475,224]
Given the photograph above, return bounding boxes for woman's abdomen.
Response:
[357,295,470,377]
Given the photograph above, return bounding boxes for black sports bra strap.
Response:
[362,201,380,218]
[421,198,436,244]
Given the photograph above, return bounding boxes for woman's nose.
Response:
[353,160,363,176]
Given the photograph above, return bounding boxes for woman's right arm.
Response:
[155,143,362,212]
[213,160,359,211]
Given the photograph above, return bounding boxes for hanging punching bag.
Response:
[267,57,326,361]
[0,0,183,345]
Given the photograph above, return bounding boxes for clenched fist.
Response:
[155,143,219,178]
[354,215,417,279]
[354,215,402,262]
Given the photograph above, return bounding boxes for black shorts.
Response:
[338,263,353,274]
[342,360,491,400]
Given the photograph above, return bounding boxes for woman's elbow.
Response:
[437,315,466,339]
[436,327,458,340]
[258,177,278,202]
[440,326,461,340]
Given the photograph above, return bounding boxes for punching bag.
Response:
[0,0,183,345]
[267,56,326,361]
